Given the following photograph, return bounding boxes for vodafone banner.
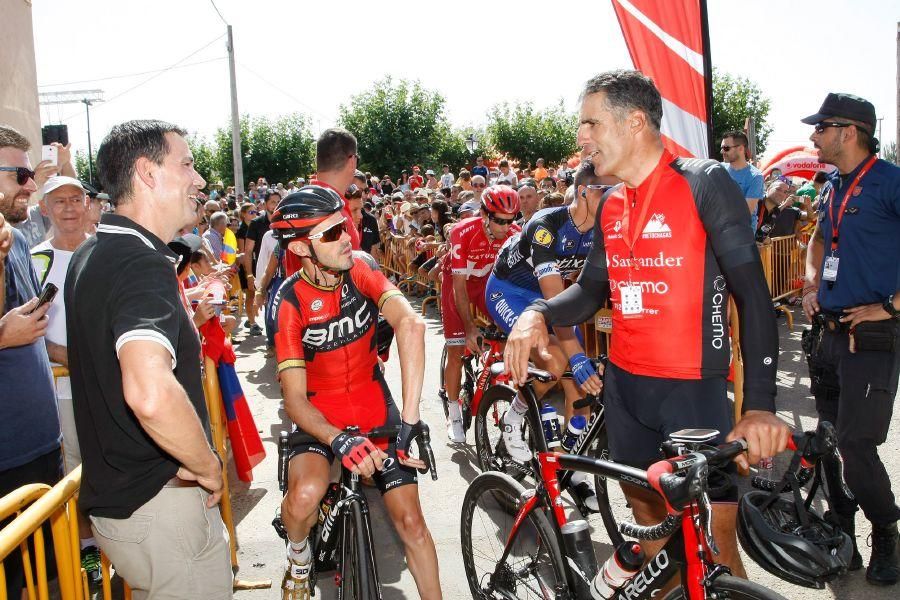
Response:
[611,0,712,158]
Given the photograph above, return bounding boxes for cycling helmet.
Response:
[481,185,520,215]
[737,489,853,588]
[270,185,344,245]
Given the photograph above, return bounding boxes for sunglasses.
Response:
[472,183,486,189]
[814,122,853,134]
[719,145,737,152]
[307,217,349,243]
[488,215,516,226]
[0,166,36,185]
[581,184,610,198]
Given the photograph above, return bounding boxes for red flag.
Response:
[200,318,265,482]
[611,0,713,158]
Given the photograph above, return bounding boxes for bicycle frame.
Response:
[461,337,506,418]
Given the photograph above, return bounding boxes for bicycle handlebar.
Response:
[619,514,681,541]
[286,424,438,480]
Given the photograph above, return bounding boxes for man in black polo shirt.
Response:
[66,120,232,599]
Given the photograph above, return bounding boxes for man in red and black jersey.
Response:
[505,70,791,582]
[270,186,441,599]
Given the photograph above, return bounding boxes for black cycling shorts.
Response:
[604,361,737,502]
[288,399,418,495]
[238,264,248,290]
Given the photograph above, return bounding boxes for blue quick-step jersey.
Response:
[492,206,594,292]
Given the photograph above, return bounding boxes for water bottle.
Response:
[317,482,340,527]
[540,404,562,448]
[560,520,598,597]
[561,414,587,452]
[591,541,645,599]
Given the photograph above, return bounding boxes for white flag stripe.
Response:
[613,0,706,76]
[660,97,708,159]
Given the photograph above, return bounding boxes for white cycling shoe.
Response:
[571,471,600,512]
[501,411,532,463]
[447,418,466,443]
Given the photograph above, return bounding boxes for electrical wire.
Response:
[237,62,336,124]
[210,0,229,25]
[39,57,226,88]
[53,34,227,123]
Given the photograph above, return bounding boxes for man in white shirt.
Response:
[439,164,455,190]
[29,175,101,584]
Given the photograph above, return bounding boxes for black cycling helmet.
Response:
[270,185,344,246]
[737,490,853,588]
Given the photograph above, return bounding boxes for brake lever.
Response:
[416,426,439,481]
[698,489,720,556]
[831,445,854,500]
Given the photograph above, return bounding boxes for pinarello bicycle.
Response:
[461,425,794,599]
[472,361,619,543]
[273,424,437,599]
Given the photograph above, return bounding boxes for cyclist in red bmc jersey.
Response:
[505,71,791,584]
[441,186,520,442]
[270,186,441,600]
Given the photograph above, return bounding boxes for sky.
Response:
[32,0,900,166]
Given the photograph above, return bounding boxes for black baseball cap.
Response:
[801,93,876,134]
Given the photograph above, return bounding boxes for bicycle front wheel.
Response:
[662,574,787,600]
[474,385,535,484]
[342,501,380,600]
[461,471,570,599]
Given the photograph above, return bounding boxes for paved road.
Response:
[229,302,899,599]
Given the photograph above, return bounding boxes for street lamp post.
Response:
[465,134,478,154]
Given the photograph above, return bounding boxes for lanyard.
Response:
[620,163,664,272]
[828,155,877,253]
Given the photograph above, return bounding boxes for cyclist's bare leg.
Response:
[621,483,746,592]
[382,484,442,600]
[444,344,464,409]
[281,452,331,543]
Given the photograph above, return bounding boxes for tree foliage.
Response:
[711,69,772,158]
[73,150,98,188]
[339,78,471,178]
[187,135,218,186]
[485,101,578,167]
[213,113,315,187]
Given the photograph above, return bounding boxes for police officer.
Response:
[801,93,900,586]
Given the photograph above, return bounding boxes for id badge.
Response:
[620,285,644,318]
[822,256,839,282]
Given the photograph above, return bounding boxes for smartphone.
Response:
[29,283,59,314]
[41,144,58,167]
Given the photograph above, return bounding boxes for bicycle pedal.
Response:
[272,516,288,541]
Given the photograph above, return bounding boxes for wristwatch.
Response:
[883,294,900,318]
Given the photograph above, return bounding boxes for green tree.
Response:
[485,101,578,167]
[187,134,218,186]
[214,113,315,187]
[339,78,463,178]
[711,69,772,158]
[881,140,897,165]
[74,150,99,188]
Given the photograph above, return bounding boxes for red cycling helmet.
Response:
[481,185,520,215]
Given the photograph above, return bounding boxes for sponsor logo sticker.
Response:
[311,299,324,311]
[641,213,672,239]
[533,226,553,247]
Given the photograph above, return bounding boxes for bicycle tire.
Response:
[439,344,450,420]
[342,501,380,600]
[461,471,571,599]
[474,385,535,487]
[661,574,787,600]
[588,425,623,546]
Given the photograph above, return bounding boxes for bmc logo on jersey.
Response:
[642,214,672,239]
[302,303,373,350]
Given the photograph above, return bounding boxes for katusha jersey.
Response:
[448,216,519,306]
[273,252,401,394]
[493,206,594,292]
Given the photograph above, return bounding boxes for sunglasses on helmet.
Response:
[0,166,36,185]
[307,217,349,243]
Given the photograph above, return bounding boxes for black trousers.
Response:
[0,447,63,592]
[812,321,900,526]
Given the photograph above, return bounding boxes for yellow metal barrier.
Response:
[0,469,81,600]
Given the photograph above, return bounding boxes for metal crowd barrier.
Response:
[378,232,441,315]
